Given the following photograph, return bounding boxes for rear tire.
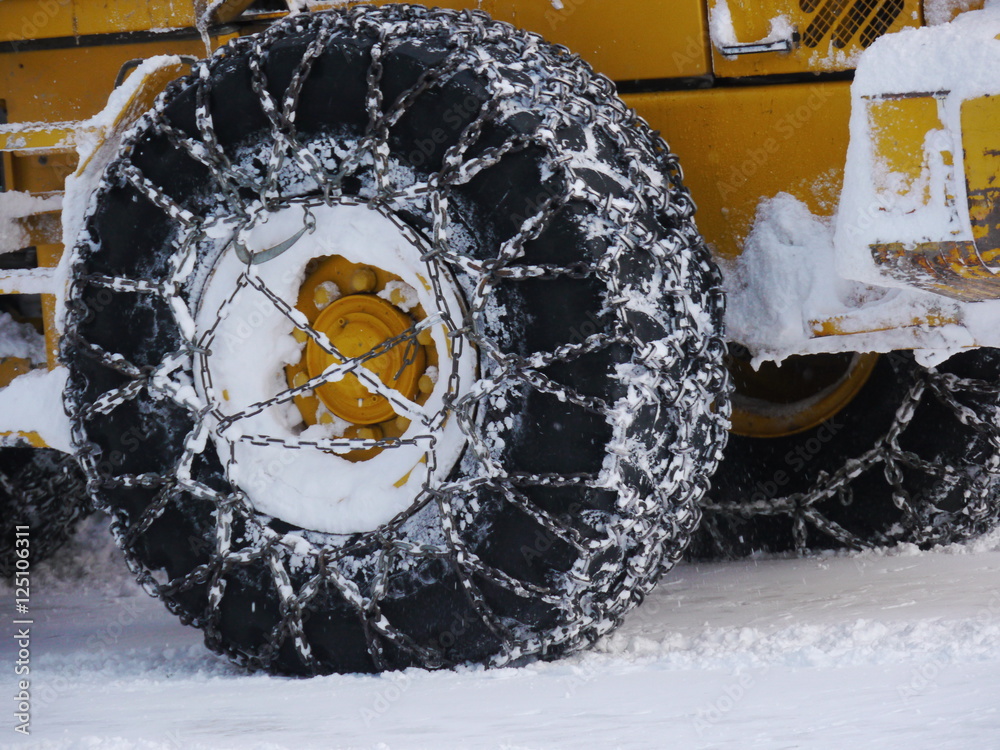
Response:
[694,348,1000,557]
[0,447,90,577]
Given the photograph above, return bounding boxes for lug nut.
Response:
[313,281,341,310]
[350,268,377,293]
[357,425,383,441]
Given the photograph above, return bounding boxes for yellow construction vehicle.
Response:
[1,0,998,674]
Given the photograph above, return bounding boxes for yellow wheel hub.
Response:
[284,255,438,462]
[307,294,425,425]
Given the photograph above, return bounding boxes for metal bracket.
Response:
[718,33,798,56]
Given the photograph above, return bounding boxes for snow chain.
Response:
[63,6,729,672]
[701,350,1000,554]
[0,449,90,578]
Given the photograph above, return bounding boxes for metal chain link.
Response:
[0,448,91,577]
[700,353,1000,554]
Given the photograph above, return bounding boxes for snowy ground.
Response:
[3,515,1000,750]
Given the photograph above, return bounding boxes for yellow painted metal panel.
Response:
[0,0,76,45]
[494,0,710,81]
[625,82,852,259]
[0,0,202,42]
[37,244,61,368]
[709,0,922,77]
[0,124,79,154]
[0,358,33,389]
[10,153,77,193]
[962,94,1000,272]
[74,0,154,35]
[149,0,200,28]
[868,95,942,205]
[0,39,209,124]
[347,0,710,81]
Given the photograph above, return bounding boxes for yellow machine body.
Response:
[0,0,998,445]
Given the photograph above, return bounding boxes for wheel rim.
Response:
[192,198,476,534]
[727,350,879,438]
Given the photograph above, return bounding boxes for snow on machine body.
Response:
[0,0,998,673]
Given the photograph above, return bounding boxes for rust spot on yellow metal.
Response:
[868,95,1000,302]
[809,309,957,338]
[728,352,879,438]
[870,240,1000,302]
[961,95,1000,270]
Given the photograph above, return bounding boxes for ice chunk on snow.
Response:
[0,191,62,254]
[0,311,45,363]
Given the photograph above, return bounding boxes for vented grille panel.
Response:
[800,0,904,48]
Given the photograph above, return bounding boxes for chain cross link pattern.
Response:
[63,5,728,674]
[699,350,1000,556]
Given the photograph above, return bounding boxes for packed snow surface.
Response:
[4,515,1000,748]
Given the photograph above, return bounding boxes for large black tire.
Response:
[693,349,1000,558]
[0,447,90,578]
[63,6,727,674]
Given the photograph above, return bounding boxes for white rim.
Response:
[192,200,476,534]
